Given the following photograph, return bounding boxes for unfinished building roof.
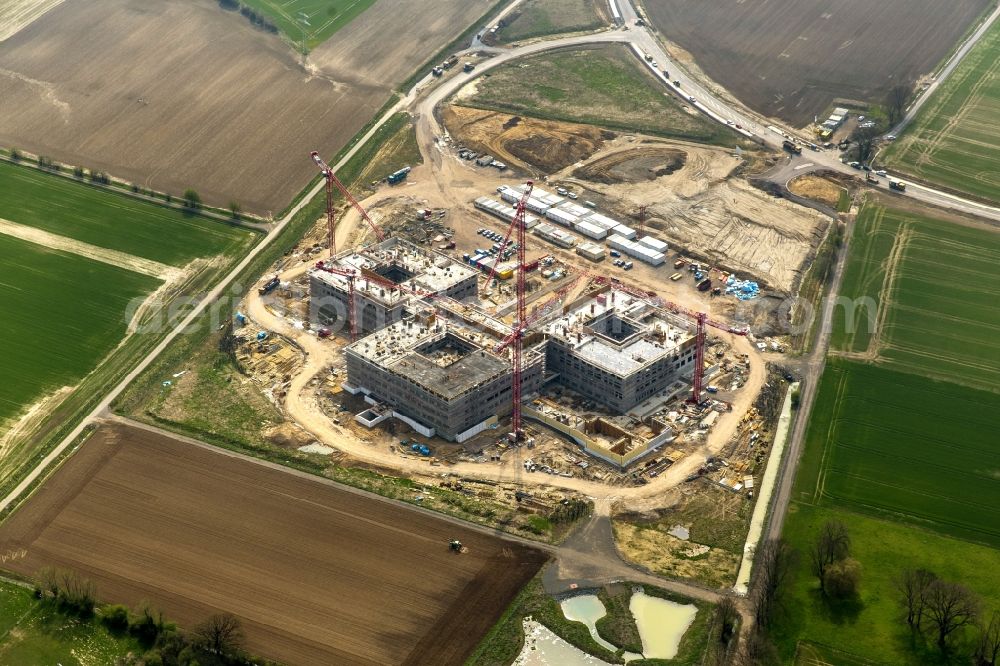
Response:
[346,311,536,400]
[309,237,475,304]
[543,289,693,377]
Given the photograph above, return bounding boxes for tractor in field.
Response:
[449,539,463,553]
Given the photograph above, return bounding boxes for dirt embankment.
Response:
[573,146,686,184]
[561,140,828,293]
[788,174,846,208]
[442,105,611,174]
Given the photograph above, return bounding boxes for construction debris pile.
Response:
[724,275,760,300]
[233,326,305,403]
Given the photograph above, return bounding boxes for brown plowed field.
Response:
[644,0,992,125]
[0,0,493,214]
[0,423,546,665]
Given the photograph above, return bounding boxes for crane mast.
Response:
[488,182,533,443]
[310,151,386,258]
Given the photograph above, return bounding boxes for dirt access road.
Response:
[0,421,547,666]
[245,261,765,505]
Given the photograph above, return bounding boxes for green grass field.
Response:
[780,201,1000,662]
[496,0,605,43]
[831,203,1000,392]
[0,581,141,663]
[0,161,255,267]
[798,358,1000,547]
[0,236,160,427]
[238,0,376,50]
[883,19,1000,202]
[460,44,735,144]
[774,504,1000,665]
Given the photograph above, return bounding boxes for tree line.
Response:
[218,0,279,35]
[34,567,273,666]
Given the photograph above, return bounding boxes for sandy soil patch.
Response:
[788,174,845,208]
[442,105,610,173]
[563,142,828,292]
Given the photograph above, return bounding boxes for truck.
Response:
[889,178,907,192]
[463,62,476,73]
[387,166,411,184]
[782,140,802,155]
[258,275,280,295]
[442,55,458,69]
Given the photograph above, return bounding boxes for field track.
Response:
[0,422,547,665]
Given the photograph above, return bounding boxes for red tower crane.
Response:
[313,261,358,341]
[487,182,533,442]
[580,274,749,403]
[657,300,748,403]
[310,151,386,256]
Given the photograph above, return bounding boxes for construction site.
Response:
[237,151,784,493]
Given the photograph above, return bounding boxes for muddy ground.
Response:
[555,139,829,293]
[0,0,492,214]
[644,0,992,125]
[442,105,612,174]
[0,422,547,666]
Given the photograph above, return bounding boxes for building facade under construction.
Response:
[344,306,545,441]
[308,238,478,333]
[542,289,697,412]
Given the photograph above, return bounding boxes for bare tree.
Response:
[851,124,882,164]
[196,612,245,655]
[823,558,861,599]
[924,580,980,651]
[751,538,796,629]
[810,520,850,593]
[735,627,781,666]
[895,568,937,630]
[885,83,912,125]
[975,610,1000,666]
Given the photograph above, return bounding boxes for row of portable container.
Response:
[479,190,672,264]
[607,234,667,266]
[533,222,578,248]
[474,196,540,228]
[498,186,641,240]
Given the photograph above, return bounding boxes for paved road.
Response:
[765,211,856,542]
[443,0,1000,223]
